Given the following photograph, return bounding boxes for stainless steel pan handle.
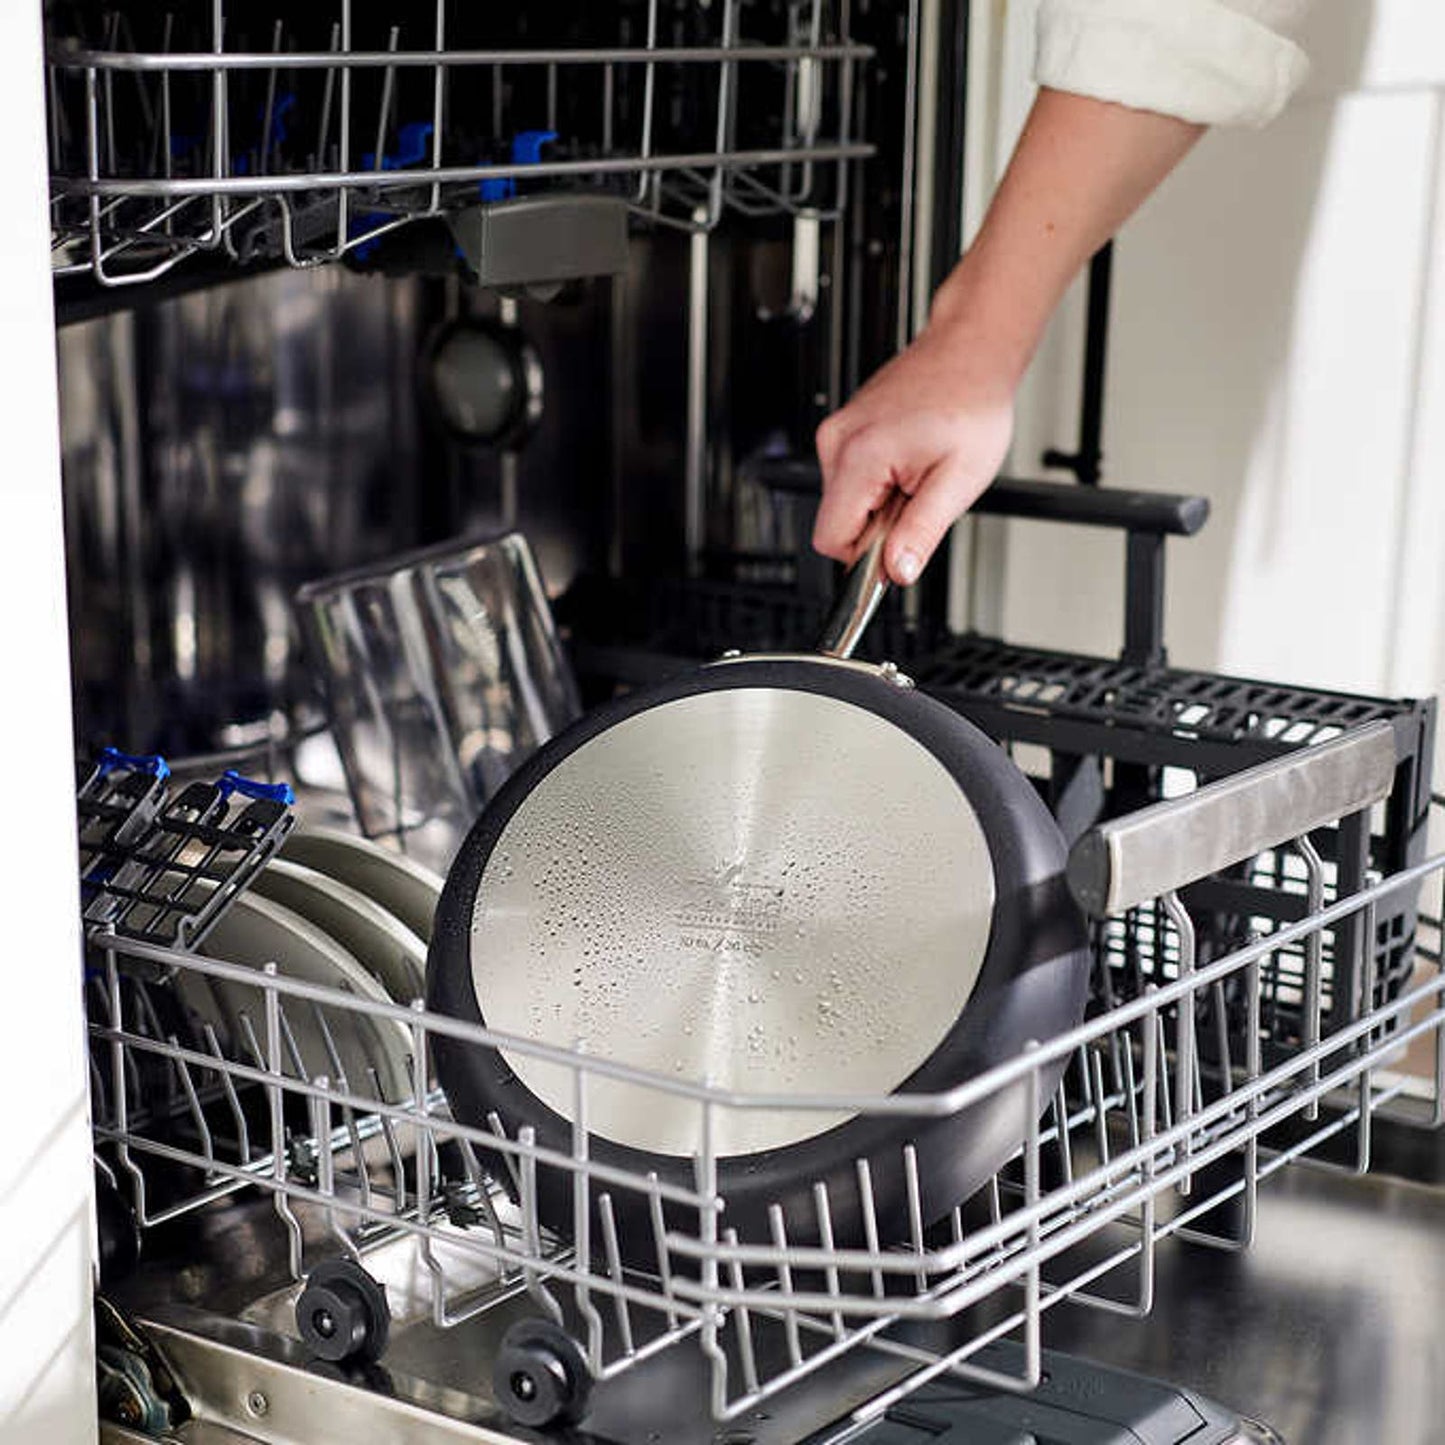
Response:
[1066,720,1399,915]
[816,491,907,660]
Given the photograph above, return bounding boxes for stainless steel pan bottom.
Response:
[469,684,997,1157]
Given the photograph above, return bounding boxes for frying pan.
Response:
[427,502,1091,1255]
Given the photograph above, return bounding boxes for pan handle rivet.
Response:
[879,661,914,689]
[245,1391,269,1418]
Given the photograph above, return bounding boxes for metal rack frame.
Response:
[46,0,878,286]
[88,727,1445,1432]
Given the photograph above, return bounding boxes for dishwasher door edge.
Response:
[128,1317,525,1445]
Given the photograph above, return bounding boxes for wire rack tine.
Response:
[457,1137,509,1258]
[129,979,168,1102]
[1161,890,1196,1192]
[902,1143,926,1293]
[598,1193,634,1357]
[813,1183,844,1339]
[725,1227,760,1396]
[1298,834,1327,1122]
[375,27,401,177]
[768,1204,803,1368]
[571,1059,606,1373]
[1022,1045,1043,1387]
[854,1158,884,1299]
[203,1021,250,1163]
[336,0,353,254]
[697,1098,728,1418]
[258,18,283,176]
[429,0,445,212]
[486,1108,522,1196]
[369,1064,405,1213]
[106,950,148,1223]
[1436,866,1445,1129]
[310,1082,353,1258]
[407,1004,447,1322]
[310,1001,371,1213]
[649,1173,680,1331]
[517,1123,562,1326]
[1356,899,1379,1172]
[262,964,304,1280]
[277,1004,308,1083]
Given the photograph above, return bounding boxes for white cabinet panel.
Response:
[1304,0,1445,95]
[1000,85,1438,698]
[1391,110,1445,703]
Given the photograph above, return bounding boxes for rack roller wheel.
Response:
[494,1318,592,1429]
[295,1259,391,1365]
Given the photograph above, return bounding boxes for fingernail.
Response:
[894,548,921,585]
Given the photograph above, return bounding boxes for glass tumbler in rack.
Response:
[296,533,581,872]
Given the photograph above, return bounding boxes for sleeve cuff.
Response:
[1034,0,1311,128]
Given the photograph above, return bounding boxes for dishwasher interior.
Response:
[46,2,1445,1442]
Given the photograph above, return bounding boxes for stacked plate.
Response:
[183,828,445,1107]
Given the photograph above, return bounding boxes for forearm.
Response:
[926,87,1204,387]
[813,5,1312,585]
[813,88,1204,582]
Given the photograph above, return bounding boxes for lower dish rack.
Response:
[86,723,1445,1442]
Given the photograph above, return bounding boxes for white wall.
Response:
[0,4,99,1443]
[977,3,1445,730]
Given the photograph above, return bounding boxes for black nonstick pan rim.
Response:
[427,656,1092,1251]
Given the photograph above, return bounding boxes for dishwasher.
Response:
[28,1,1445,1442]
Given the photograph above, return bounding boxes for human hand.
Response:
[812,319,1016,586]
[812,87,1205,589]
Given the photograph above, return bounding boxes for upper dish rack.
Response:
[44,0,876,287]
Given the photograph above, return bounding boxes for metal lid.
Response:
[468,686,996,1157]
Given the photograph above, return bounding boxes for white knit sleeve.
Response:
[1034,0,1314,128]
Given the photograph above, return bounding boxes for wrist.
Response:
[922,249,1041,395]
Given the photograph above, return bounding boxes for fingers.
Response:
[814,411,845,475]
[811,422,899,563]
[814,390,1011,579]
[884,462,987,586]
